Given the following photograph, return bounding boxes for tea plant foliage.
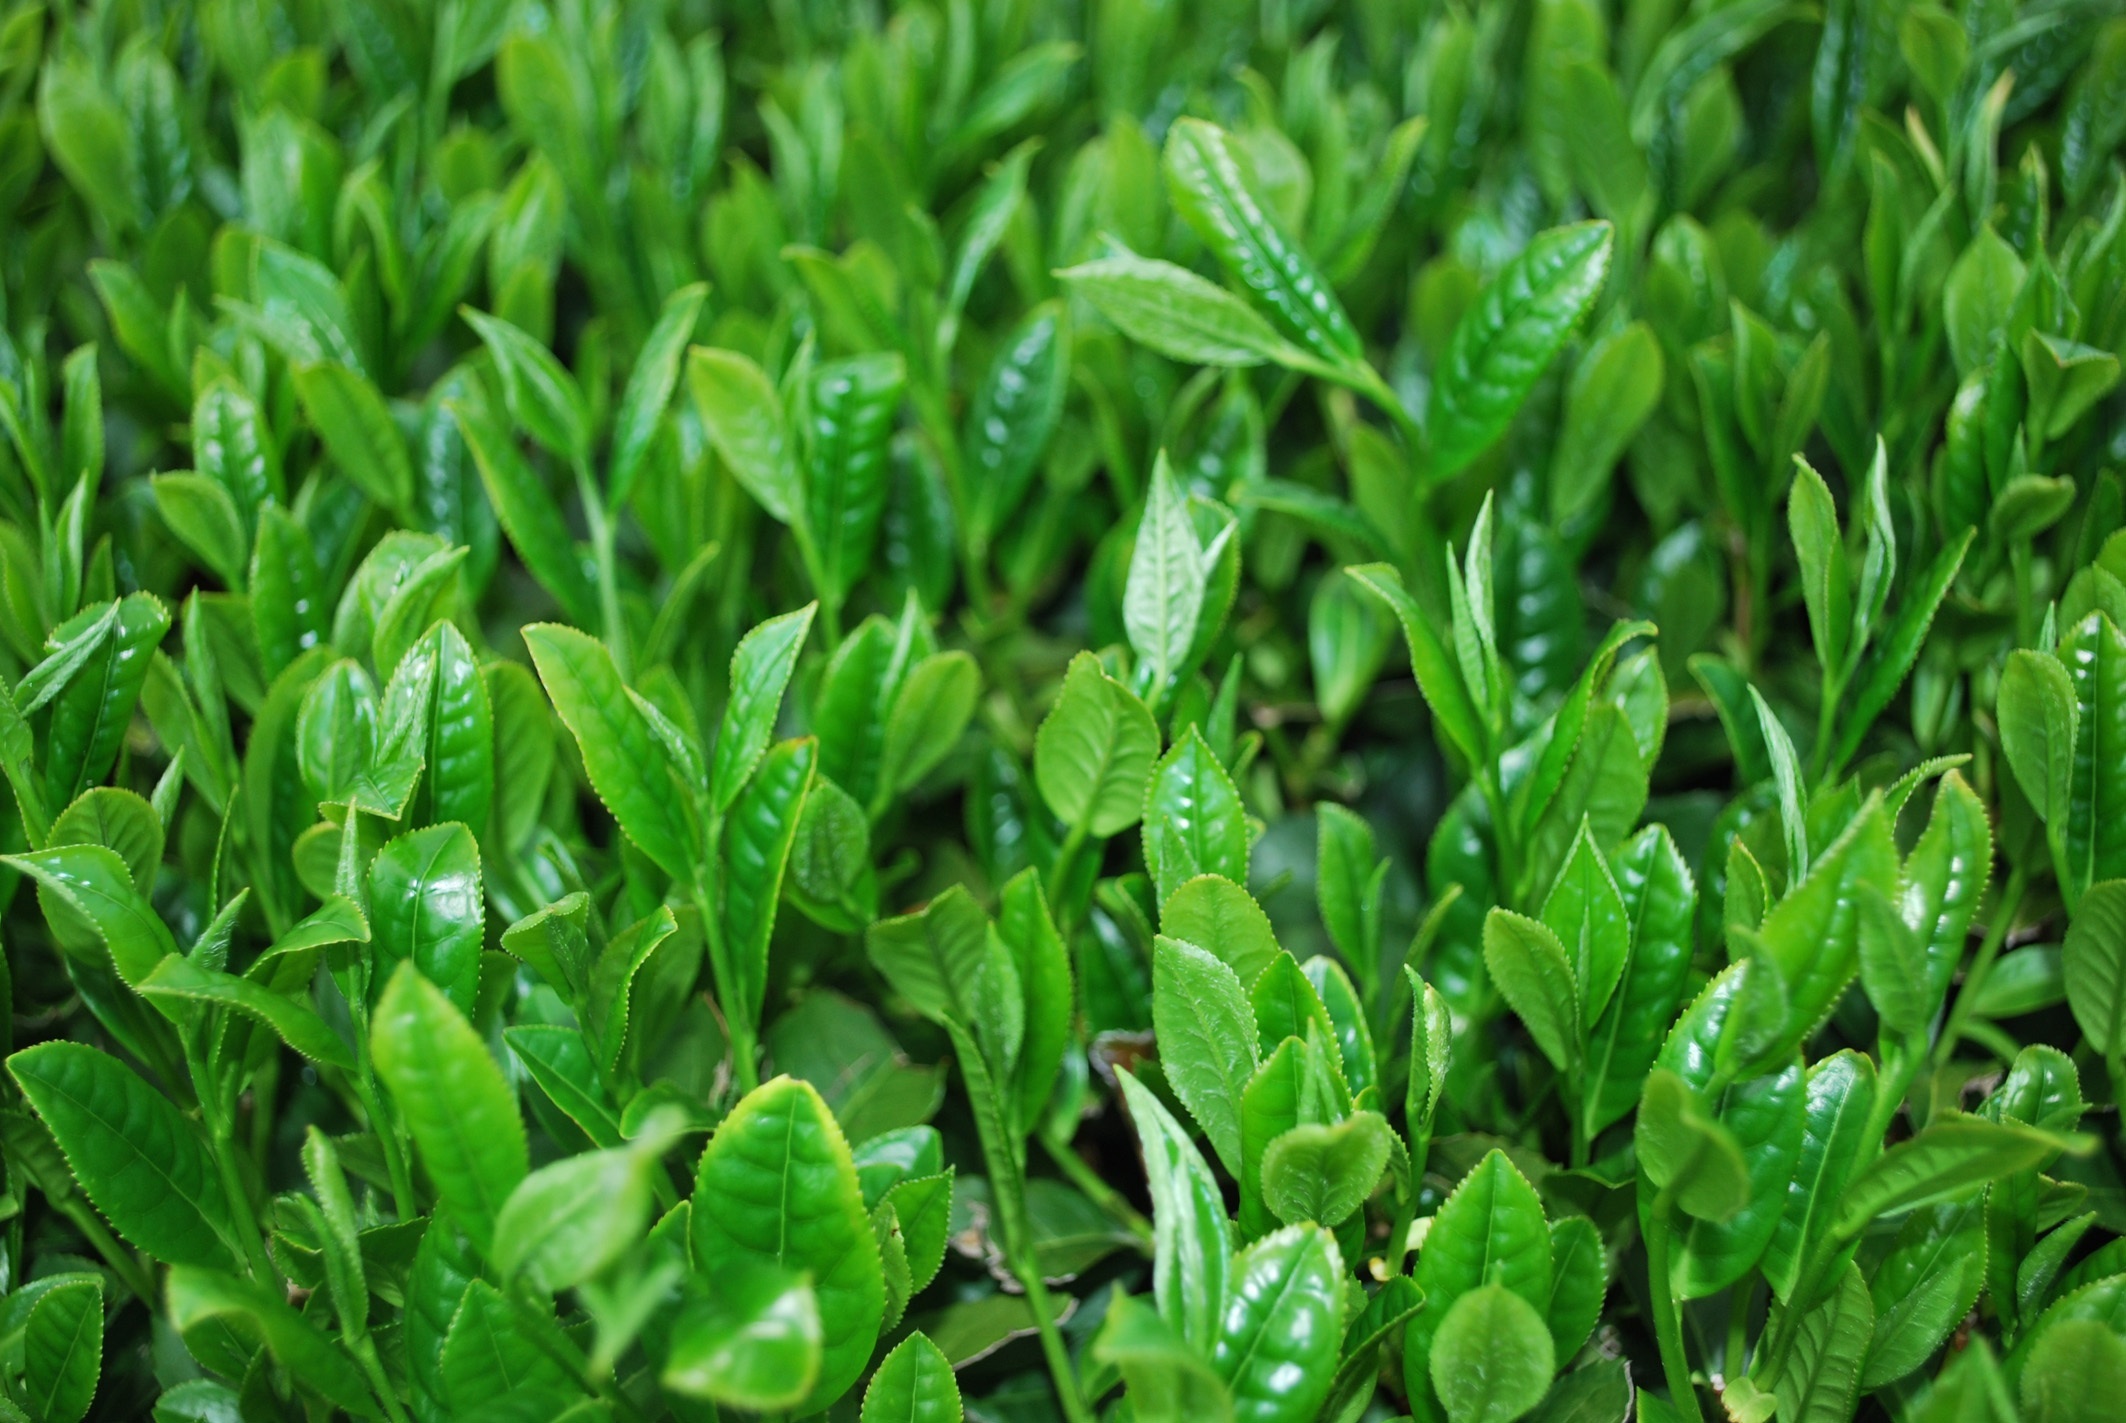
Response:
[0,1,2123,1421]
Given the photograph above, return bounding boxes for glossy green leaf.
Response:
[721,736,814,1027]
[1835,1115,2073,1237]
[1857,886,1928,1038]
[1143,726,1248,905]
[1652,975,1808,1297]
[1346,562,1485,768]
[1551,321,1663,530]
[2001,648,2080,830]
[805,353,905,602]
[369,822,484,1015]
[462,307,590,465]
[689,347,803,527]
[525,623,694,878]
[136,954,353,1069]
[1126,457,1226,696]
[1300,956,1378,1102]
[964,302,1070,547]
[866,887,997,1032]
[166,1267,381,1418]
[1118,1069,1230,1354]
[1093,1291,1234,1423]
[9,1041,236,1268]
[24,1276,101,1423]
[1902,772,1995,1013]
[7,842,178,983]
[1161,875,1281,986]
[452,394,598,627]
[1212,1224,1344,1423]
[1635,1068,1749,1224]
[1428,222,1613,481]
[152,474,248,589]
[2022,1317,2126,1423]
[1828,530,1972,774]
[880,651,979,801]
[372,962,529,1257]
[293,361,413,516]
[1483,909,1579,1073]
[1754,796,1899,1060]
[1164,118,1360,367]
[1250,952,1338,1063]
[1772,1263,1873,1423]
[1409,1151,1554,1412]
[1151,934,1257,1176]
[437,1278,575,1407]
[1583,826,1696,1139]
[1058,254,1319,371]
[1034,651,1160,837]
[1541,822,1630,1025]
[860,1332,962,1423]
[2066,879,2126,1055]
[1431,1283,1555,1423]
[1943,226,2025,376]
[1762,1051,1876,1301]
[1260,1110,1392,1228]
[712,603,817,813]
[608,283,708,505]
[667,1269,822,1409]
[43,594,171,810]
[2065,613,2126,903]
[1545,1215,1607,1361]
[1788,458,1851,677]
[1865,1201,1987,1388]
[689,1076,883,1411]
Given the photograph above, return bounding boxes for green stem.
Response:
[912,378,991,613]
[210,1121,277,1284]
[1725,1278,1753,1383]
[350,995,419,1221]
[959,1025,1092,1423]
[962,534,998,622]
[1756,1225,1863,1386]
[1860,1037,1915,1163]
[1933,864,2027,1073]
[2010,540,2036,650]
[1385,1130,1429,1278]
[577,463,630,680]
[1477,763,1521,909]
[817,590,845,653]
[359,1069,419,1222]
[691,855,759,1098]
[1646,1187,1704,1423]
[184,1039,278,1284]
[249,1055,279,1176]
[1039,1128,1153,1250]
[1350,363,1424,466]
[728,1014,761,1096]
[352,1335,412,1423]
[1809,662,1846,785]
[1756,1279,1804,1386]
[1046,813,1093,919]
[1015,1256,1094,1423]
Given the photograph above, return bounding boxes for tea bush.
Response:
[0,1,2124,1421]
